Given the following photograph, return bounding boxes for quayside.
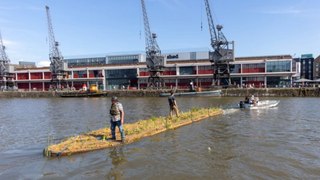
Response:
[43,107,223,157]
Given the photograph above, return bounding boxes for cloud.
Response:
[2,39,19,46]
[37,61,50,67]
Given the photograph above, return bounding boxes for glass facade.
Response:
[231,77,241,86]
[190,52,196,60]
[266,76,291,88]
[66,57,106,67]
[108,55,139,64]
[73,70,87,78]
[88,70,103,78]
[164,79,176,87]
[180,66,195,75]
[300,57,314,79]
[315,57,320,79]
[243,76,265,87]
[231,64,241,73]
[105,69,138,89]
[242,63,265,73]
[266,61,291,72]
[163,67,176,75]
[198,65,213,74]
[292,58,300,72]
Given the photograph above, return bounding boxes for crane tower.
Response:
[0,32,14,90]
[45,6,67,90]
[204,0,235,86]
[141,0,165,89]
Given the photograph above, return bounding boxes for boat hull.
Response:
[239,100,280,109]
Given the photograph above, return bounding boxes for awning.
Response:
[294,78,312,83]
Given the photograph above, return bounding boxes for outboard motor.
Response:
[239,101,244,108]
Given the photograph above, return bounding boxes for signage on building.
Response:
[167,54,179,59]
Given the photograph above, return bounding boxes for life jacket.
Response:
[110,103,120,116]
[168,95,175,107]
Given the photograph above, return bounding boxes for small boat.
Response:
[160,90,222,97]
[59,84,107,97]
[239,100,280,109]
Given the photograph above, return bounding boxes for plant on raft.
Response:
[45,107,222,156]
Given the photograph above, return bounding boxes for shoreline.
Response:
[1,87,320,98]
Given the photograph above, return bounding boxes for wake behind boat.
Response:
[239,100,280,109]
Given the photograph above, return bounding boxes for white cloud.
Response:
[2,39,18,46]
[37,61,50,67]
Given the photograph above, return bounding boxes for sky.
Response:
[0,0,319,65]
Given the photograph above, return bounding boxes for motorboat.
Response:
[239,100,280,109]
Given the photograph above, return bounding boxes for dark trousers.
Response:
[110,120,125,140]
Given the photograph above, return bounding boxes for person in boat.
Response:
[244,96,250,103]
[254,96,259,104]
[250,95,255,104]
[189,80,195,92]
[109,96,125,142]
[168,90,179,117]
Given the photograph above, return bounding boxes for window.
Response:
[242,63,265,73]
[180,66,195,75]
[231,64,241,73]
[66,57,106,67]
[108,55,139,64]
[266,61,291,72]
[106,69,137,79]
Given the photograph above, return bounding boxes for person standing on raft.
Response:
[168,90,179,117]
[109,96,125,142]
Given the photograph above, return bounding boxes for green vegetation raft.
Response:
[44,107,223,157]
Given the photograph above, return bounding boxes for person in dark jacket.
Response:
[168,91,179,117]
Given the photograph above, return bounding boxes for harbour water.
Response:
[0,97,319,179]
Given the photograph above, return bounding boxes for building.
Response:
[12,50,297,91]
[300,54,314,80]
[18,61,36,68]
[292,58,301,80]
[65,56,106,68]
[314,55,320,80]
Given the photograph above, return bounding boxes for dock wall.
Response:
[221,88,320,97]
[1,88,320,98]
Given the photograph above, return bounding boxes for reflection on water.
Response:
[107,147,126,179]
[0,97,319,179]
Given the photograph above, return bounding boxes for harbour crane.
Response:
[45,6,68,90]
[204,0,235,86]
[141,0,165,89]
[0,32,13,90]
